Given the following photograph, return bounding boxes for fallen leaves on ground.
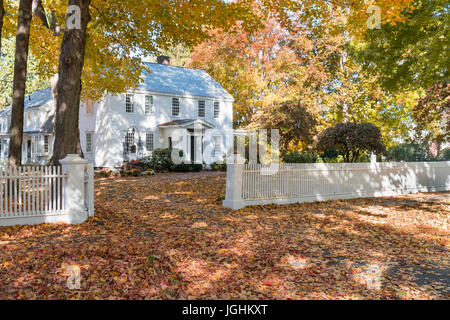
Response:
[0,172,448,299]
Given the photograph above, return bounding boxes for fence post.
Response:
[85,164,95,217]
[60,154,89,224]
[223,163,245,210]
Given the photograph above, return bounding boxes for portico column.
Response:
[182,130,188,162]
[194,134,202,164]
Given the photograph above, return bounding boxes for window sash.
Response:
[145,95,154,115]
[146,133,154,151]
[214,136,221,156]
[198,100,206,118]
[35,136,41,153]
[44,136,49,153]
[86,132,93,153]
[126,132,135,147]
[126,94,134,113]
[214,101,220,118]
[172,97,180,116]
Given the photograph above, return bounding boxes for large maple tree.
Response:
[188,3,416,148]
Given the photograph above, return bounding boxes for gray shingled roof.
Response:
[139,63,234,100]
[24,88,53,109]
[1,87,53,115]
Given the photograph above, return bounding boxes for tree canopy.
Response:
[1,0,258,102]
[351,0,449,92]
[188,4,416,148]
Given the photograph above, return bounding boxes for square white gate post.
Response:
[60,154,89,224]
[223,163,245,210]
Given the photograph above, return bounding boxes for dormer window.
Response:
[198,100,205,118]
[126,94,134,113]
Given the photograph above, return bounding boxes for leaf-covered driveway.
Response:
[0,172,448,299]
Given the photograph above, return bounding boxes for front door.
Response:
[27,140,31,162]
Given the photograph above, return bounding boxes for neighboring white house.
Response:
[0,57,235,168]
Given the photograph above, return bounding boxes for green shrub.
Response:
[172,163,203,172]
[387,143,429,162]
[146,148,183,171]
[211,161,227,171]
[282,150,318,163]
[138,157,153,170]
[441,148,450,161]
[316,155,345,163]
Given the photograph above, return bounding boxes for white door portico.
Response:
[158,119,215,163]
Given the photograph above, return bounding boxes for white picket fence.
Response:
[0,166,66,216]
[223,161,450,209]
[0,154,94,226]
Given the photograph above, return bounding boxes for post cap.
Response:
[59,154,88,165]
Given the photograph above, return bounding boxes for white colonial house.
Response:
[0,57,234,168]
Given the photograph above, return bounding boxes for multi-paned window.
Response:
[44,136,49,153]
[172,97,180,116]
[214,101,220,118]
[33,136,39,153]
[3,138,7,156]
[86,132,93,153]
[146,132,154,151]
[126,94,134,113]
[198,100,205,118]
[145,95,154,115]
[126,132,135,153]
[214,136,222,156]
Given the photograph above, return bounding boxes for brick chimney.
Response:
[157,55,170,65]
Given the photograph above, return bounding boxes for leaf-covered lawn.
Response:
[0,172,448,299]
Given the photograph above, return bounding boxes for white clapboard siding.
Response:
[0,166,67,218]
[224,161,450,209]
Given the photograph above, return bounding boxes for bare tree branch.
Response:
[32,0,49,28]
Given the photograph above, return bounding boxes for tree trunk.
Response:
[8,0,34,167]
[0,0,5,55]
[51,0,90,166]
